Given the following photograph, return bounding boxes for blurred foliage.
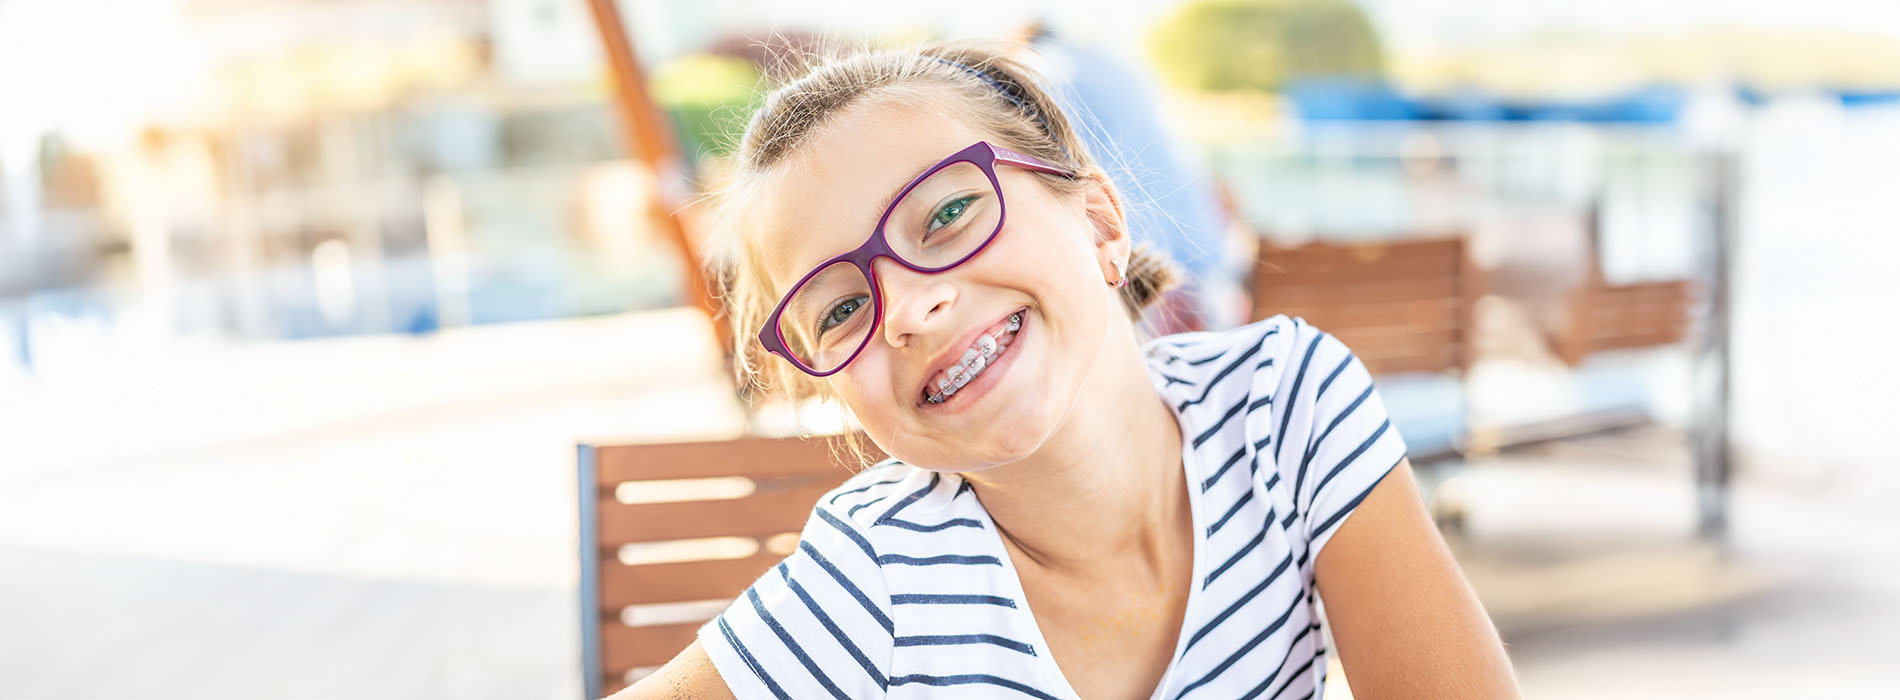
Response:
[652,53,762,160]
[1149,0,1385,94]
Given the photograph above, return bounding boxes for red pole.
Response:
[583,0,727,350]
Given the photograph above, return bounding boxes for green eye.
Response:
[930,196,976,232]
[819,296,867,335]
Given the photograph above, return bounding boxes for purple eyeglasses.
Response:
[758,141,1076,377]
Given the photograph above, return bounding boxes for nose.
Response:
[875,258,957,350]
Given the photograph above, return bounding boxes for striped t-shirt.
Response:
[698,315,1409,700]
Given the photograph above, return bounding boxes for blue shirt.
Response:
[699,314,1409,699]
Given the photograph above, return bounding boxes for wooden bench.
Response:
[1548,266,1696,366]
[1247,236,1483,463]
[1546,203,1698,366]
[577,436,868,698]
[1551,278,1695,365]
[1249,236,1483,376]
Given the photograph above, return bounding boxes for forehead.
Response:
[754,98,995,290]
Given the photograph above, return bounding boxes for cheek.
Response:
[833,353,902,419]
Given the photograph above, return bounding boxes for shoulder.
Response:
[812,460,938,530]
[801,461,974,561]
[1143,315,1346,382]
[1141,315,1316,402]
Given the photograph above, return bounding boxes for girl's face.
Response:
[757,100,1129,472]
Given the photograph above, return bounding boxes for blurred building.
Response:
[0,0,690,375]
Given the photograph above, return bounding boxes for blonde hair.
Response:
[708,40,1179,457]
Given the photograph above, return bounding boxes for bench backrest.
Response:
[1554,278,1695,365]
[578,436,865,698]
[1250,236,1482,375]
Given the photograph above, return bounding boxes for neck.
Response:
[960,317,1187,578]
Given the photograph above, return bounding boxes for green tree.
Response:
[652,54,763,160]
[1149,0,1386,93]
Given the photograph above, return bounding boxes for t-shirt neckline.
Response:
[963,356,1207,700]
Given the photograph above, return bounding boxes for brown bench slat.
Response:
[1256,277,1462,305]
[598,479,841,544]
[1267,299,1466,331]
[599,552,787,608]
[1269,245,1459,270]
[594,436,858,483]
[1255,260,1464,285]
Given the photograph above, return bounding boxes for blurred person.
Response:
[1024,22,1241,334]
[616,42,1516,700]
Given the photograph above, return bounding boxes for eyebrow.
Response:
[870,158,940,226]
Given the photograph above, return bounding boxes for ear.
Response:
[1078,166,1132,282]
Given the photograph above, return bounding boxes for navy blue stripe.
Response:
[1284,350,1345,513]
[1301,385,1374,477]
[1244,355,1280,415]
[1202,446,1247,493]
[893,634,1036,655]
[1173,591,1302,699]
[1239,625,1318,700]
[776,563,887,690]
[847,495,887,518]
[1184,351,1230,366]
[719,616,793,700]
[1296,385,1375,516]
[1247,436,1271,477]
[1184,550,1294,652]
[1312,354,1353,403]
[1193,396,1248,448]
[1176,333,1267,410]
[827,475,908,505]
[1312,455,1402,539]
[1264,654,1322,700]
[890,593,1017,607]
[1207,489,1253,537]
[746,587,851,700]
[877,473,940,525]
[956,479,975,497]
[876,553,1001,566]
[1311,420,1391,501]
[1205,523,1266,588]
[798,541,893,635]
[878,517,984,532]
[1159,372,1196,386]
[889,674,1064,700]
[816,509,878,564]
[1274,329,1327,467]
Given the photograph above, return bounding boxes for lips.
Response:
[918,308,1026,406]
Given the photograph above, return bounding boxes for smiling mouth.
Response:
[922,310,1025,405]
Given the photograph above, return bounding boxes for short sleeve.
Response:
[1269,322,1410,556]
[696,504,894,700]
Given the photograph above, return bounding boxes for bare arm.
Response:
[603,640,736,700]
[1314,459,1519,699]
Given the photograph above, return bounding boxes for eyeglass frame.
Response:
[756,140,1078,377]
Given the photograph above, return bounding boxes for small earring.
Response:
[1108,259,1127,289]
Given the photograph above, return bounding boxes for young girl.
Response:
[618,42,1517,700]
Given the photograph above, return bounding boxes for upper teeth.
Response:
[926,312,1022,404]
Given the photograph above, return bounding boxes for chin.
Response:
[908,411,1051,472]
